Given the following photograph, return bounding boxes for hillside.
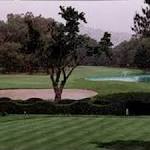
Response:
[80,25,131,46]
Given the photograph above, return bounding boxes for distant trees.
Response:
[0,42,23,73]
[87,32,113,65]
[0,12,55,73]
[4,3,150,77]
[111,39,138,67]
[134,38,150,70]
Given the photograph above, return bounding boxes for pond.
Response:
[86,75,150,83]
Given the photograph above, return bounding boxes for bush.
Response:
[0,97,124,115]
[2,92,150,115]
[93,92,150,104]
[93,92,150,115]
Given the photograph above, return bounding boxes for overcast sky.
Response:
[0,0,145,33]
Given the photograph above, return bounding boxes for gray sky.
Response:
[0,0,145,33]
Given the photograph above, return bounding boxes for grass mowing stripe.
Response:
[21,118,91,150]
[45,118,113,150]
[135,120,150,140]
[1,116,150,150]
[0,119,69,142]
[0,119,67,142]
[70,117,123,146]
[57,121,104,149]
[11,118,89,149]
[43,118,130,150]
[103,119,146,141]
[14,117,81,146]
[75,119,135,149]
[48,118,101,149]
[91,118,150,143]
[0,116,53,129]
[90,118,133,142]
[61,118,123,149]
[0,116,73,131]
[0,117,57,138]
[126,121,150,140]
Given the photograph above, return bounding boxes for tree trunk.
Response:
[54,87,62,102]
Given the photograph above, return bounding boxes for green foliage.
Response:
[0,42,24,73]
[134,38,150,69]
[98,32,113,58]
[0,12,55,73]
[130,0,150,70]
[40,6,87,101]
[87,32,113,58]
[112,39,138,67]
[2,92,150,115]
[0,97,124,115]
[132,1,150,38]
[94,92,150,104]
[112,37,150,69]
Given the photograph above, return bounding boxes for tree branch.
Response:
[66,65,77,79]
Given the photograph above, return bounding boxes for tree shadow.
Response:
[91,140,150,150]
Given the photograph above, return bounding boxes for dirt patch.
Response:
[0,89,97,101]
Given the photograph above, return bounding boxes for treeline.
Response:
[111,38,150,69]
[0,0,150,74]
[0,13,55,73]
[112,0,150,70]
[0,12,113,73]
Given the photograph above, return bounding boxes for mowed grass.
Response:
[0,66,150,95]
[1,115,150,150]
[1,67,150,150]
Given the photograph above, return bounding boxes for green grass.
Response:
[0,115,150,150]
[1,67,150,150]
[0,66,150,96]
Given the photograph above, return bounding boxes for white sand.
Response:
[0,89,97,100]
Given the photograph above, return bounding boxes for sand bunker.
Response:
[0,89,97,101]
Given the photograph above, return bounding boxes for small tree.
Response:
[87,32,113,65]
[98,32,113,59]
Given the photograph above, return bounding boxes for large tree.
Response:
[132,0,150,70]
[47,6,87,101]
[29,6,86,101]
[132,0,150,38]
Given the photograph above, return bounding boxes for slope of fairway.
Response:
[0,116,150,150]
[0,66,150,96]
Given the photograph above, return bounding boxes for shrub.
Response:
[3,92,150,115]
[0,98,124,115]
[93,92,150,104]
[93,92,150,115]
